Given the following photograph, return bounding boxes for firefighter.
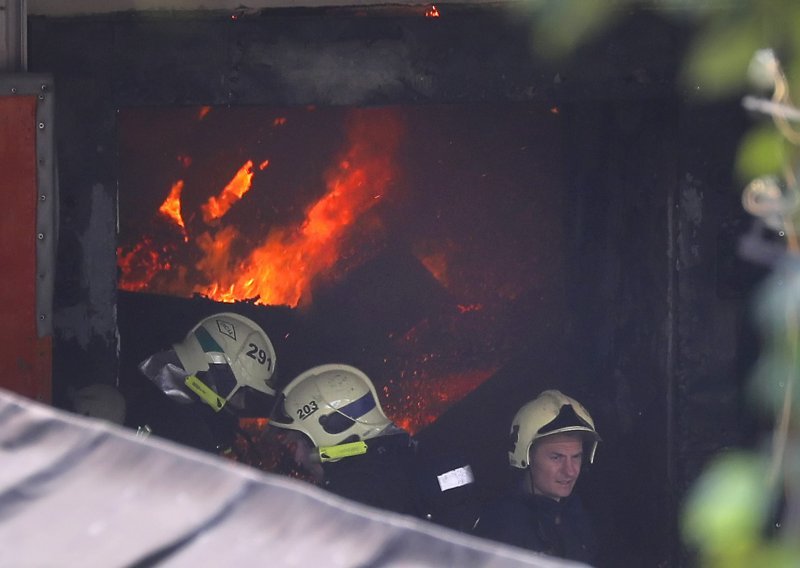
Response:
[472,389,601,564]
[269,363,478,528]
[136,312,277,455]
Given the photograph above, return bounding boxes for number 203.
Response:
[297,400,319,420]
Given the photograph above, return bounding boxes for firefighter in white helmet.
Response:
[473,389,601,564]
[137,312,277,454]
[269,363,478,526]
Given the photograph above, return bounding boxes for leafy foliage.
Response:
[507,1,800,565]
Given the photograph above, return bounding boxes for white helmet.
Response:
[68,383,127,425]
[508,389,600,468]
[269,364,393,449]
[172,312,277,405]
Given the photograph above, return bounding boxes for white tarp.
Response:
[0,388,586,568]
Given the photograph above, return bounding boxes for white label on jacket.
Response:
[437,465,475,492]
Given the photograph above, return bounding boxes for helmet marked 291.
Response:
[172,312,278,406]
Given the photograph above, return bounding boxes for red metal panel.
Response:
[0,95,52,402]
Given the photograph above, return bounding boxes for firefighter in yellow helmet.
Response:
[473,389,601,564]
[269,363,478,527]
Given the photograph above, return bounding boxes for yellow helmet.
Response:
[508,389,600,468]
[269,364,393,449]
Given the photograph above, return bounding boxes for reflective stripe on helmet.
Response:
[537,404,597,438]
[318,440,368,462]
[318,391,377,435]
[194,325,224,354]
[184,375,227,411]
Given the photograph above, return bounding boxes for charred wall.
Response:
[27,5,758,567]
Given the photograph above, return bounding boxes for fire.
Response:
[116,238,177,292]
[201,160,257,223]
[118,109,404,308]
[196,113,402,306]
[158,180,186,231]
[425,4,440,18]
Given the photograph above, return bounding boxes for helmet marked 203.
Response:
[508,389,601,469]
[269,364,393,449]
[172,312,277,405]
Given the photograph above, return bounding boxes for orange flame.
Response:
[119,109,405,308]
[158,180,186,231]
[195,112,403,307]
[425,5,440,18]
[201,160,256,223]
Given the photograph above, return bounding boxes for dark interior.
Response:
[28,4,767,566]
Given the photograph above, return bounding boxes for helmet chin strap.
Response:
[522,467,534,495]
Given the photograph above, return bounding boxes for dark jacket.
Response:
[473,490,598,565]
[321,433,480,531]
[322,433,422,516]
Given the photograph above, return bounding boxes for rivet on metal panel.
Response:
[40,194,47,201]
[39,314,46,321]
[38,94,45,100]
[11,87,17,94]
[38,122,45,130]
[37,233,45,240]
[41,84,48,92]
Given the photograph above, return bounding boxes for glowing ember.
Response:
[383,368,496,434]
[116,237,178,292]
[419,251,449,287]
[197,106,211,120]
[425,4,440,18]
[201,160,257,223]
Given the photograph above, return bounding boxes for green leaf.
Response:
[682,452,769,554]
[735,126,786,181]
[682,19,761,99]
[533,0,619,59]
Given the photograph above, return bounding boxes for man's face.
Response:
[529,433,584,501]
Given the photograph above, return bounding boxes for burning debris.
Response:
[116,102,565,439]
